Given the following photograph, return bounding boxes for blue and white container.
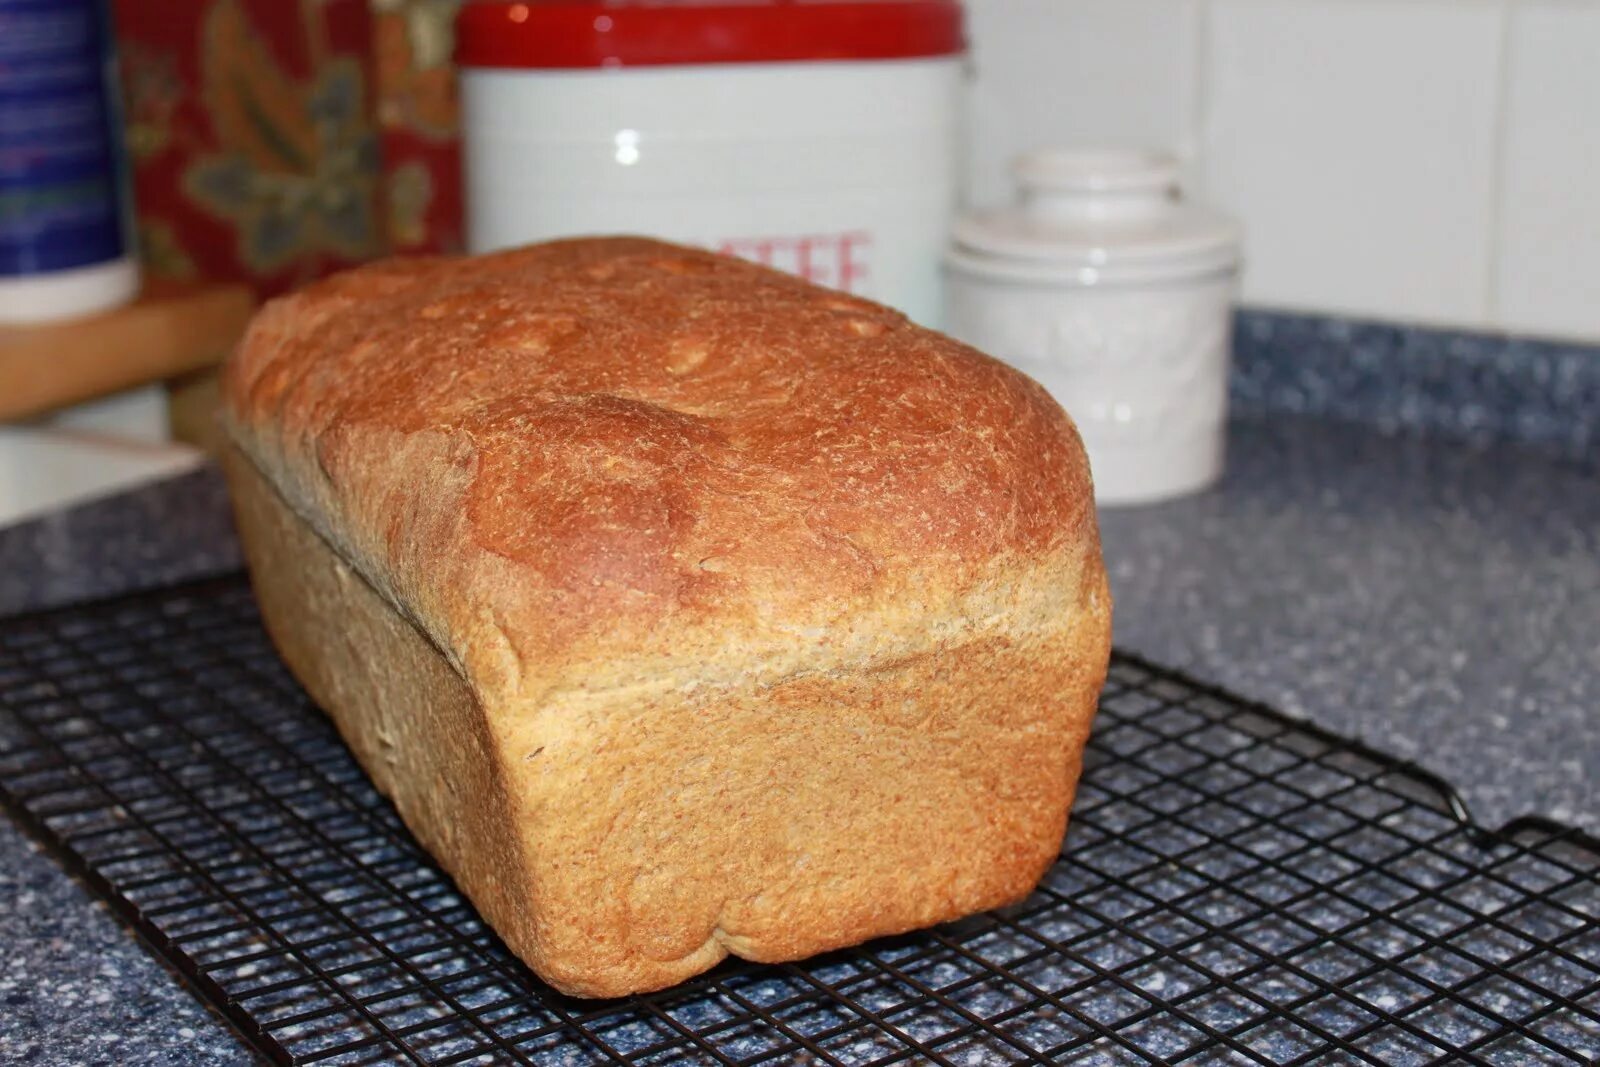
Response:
[0,0,138,324]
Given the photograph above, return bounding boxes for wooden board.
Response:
[0,284,255,423]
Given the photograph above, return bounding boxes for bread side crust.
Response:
[225,439,1110,997]
[506,542,1111,997]
[223,444,543,966]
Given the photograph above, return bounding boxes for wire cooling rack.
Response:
[0,576,1596,1066]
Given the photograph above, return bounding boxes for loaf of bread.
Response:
[220,237,1111,997]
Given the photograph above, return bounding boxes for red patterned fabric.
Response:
[112,0,461,298]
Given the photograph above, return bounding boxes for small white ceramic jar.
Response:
[944,150,1242,506]
[456,0,964,326]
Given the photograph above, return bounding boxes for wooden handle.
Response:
[0,284,256,422]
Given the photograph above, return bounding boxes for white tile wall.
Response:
[1495,1,1600,340]
[1201,0,1503,327]
[963,0,1200,208]
[964,0,1600,343]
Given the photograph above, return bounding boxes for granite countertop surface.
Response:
[0,407,1596,1064]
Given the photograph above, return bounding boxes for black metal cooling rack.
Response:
[0,575,1596,1066]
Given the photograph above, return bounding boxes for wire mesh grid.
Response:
[0,575,1596,1066]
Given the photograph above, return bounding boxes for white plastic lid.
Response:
[948,149,1242,286]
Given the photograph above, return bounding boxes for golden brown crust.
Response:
[219,237,1112,997]
[221,238,1100,699]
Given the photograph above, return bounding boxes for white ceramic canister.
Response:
[944,150,1242,506]
[456,0,965,326]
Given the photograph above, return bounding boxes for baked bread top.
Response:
[222,237,1100,702]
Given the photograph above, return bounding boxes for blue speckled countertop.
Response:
[1,312,1597,1064]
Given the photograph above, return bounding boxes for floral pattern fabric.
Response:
[113,0,461,297]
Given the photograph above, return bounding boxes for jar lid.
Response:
[456,1,966,70]
[948,149,1242,287]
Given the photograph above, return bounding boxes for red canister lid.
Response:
[456,1,966,69]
